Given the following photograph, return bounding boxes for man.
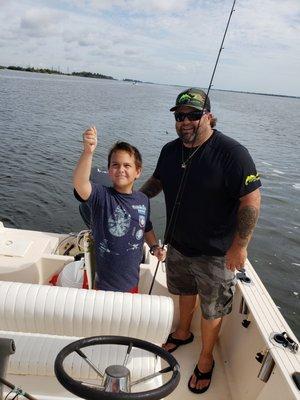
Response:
[140,88,261,394]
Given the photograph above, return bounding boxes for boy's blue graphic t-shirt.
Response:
[87,184,153,291]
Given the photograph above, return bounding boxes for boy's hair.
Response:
[107,142,142,169]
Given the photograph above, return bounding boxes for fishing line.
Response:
[149,0,237,294]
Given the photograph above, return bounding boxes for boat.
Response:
[0,220,299,399]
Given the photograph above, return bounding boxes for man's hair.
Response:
[210,115,217,128]
[107,141,142,169]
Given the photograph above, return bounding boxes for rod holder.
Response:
[257,350,275,382]
[239,297,249,315]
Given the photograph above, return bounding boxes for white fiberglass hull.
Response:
[0,222,299,399]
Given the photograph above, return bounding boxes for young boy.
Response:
[73,126,165,292]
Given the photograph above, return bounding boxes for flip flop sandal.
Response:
[164,332,194,353]
[188,361,215,394]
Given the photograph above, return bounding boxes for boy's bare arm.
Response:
[144,229,166,261]
[140,176,162,198]
[73,126,97,200]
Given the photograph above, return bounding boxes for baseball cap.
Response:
[170,88,211,112]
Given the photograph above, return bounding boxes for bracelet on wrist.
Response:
[149,244,160,255]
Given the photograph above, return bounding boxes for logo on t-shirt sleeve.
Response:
[135,229,143,240]
[139,215,145,228]
[245,173,260,186]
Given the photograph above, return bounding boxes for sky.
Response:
[0,0,299,96]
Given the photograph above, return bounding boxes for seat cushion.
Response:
[0,331,160,380]
[0,281,173,344]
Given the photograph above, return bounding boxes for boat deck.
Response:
[166,335,232,399]
[5,335,231,400]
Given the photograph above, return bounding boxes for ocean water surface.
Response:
[0,69,299,337]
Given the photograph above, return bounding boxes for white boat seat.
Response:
[0,281,173,343]
[0,281,173,382]
[0,331,159,380]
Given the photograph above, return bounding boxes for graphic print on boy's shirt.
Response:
[87,184,153,291]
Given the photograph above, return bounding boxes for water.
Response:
[0,69,299,337]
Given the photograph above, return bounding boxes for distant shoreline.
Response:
[0,65,116,81]
[0,65,299,99]
[213,88,300,100]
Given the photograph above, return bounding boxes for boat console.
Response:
[0,222,74,284]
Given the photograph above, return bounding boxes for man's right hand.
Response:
[83,126,97,154]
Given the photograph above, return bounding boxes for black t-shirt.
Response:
[153,130,261,256]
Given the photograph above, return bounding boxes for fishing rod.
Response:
[149,0,237,295]
[203,0,237,110]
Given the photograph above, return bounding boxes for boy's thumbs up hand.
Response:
[83,126,97,154]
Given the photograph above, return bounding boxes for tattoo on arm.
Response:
[140,176,163,198]
[237,205,259,243]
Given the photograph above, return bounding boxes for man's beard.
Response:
[177,127,197,144]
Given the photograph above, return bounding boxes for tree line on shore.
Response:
[0,65,152,84]
[2,65,116,80]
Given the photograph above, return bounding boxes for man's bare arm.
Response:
[235,188,261,248]
[226,188,261,270]
[140,176,163,198]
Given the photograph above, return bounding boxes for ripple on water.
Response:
[261,161,273,166]
[1,71,299,338]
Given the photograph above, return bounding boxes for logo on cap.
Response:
[178,93,193,104]
[170,88,210,112]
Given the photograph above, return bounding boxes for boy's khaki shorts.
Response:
[165,245,237,320]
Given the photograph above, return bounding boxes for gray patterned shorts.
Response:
[166,245,237,320]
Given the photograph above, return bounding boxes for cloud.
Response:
[123,49,139,56]
[0,0,299,95]
[77,35,98,47]
[88,0,192,13]
[20,8,65,38]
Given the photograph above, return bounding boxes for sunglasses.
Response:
[174,110,204,122]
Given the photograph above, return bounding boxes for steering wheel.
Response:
[55,335,180,400]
